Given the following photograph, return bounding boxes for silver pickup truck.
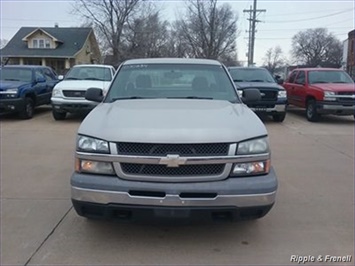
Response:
[71,58,278,222]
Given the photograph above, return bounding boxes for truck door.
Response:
[292,71,307,108]
[33,69,48,105]
[284,70,298,105]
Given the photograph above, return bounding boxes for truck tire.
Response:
[306,99,319,122]
[272,112,286,122]
[52,109,67,120]
[19,97,34,119]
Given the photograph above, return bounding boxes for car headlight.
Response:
[237,137,269,155]
[75,158,115,175]
[324,91,336,101]
[237,90,243,97]
[77,135,109,153]
[52,88,62,97]
[277,90,287,98]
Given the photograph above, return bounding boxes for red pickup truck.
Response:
[283,68,355,121]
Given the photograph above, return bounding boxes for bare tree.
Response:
[73,0,146,64]
[263,46,285,74]
[291,28,343,67]
[175,0,238,60]
[122,12,170,59]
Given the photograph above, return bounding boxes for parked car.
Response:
[283,68,355,122]
[228,67,287,122]
[0,65,59,119]
[51,64,116,120]
[71,58,278,222]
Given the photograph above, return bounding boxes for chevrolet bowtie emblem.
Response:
[159,154,187,167]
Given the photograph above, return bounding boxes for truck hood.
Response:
[311,83,355,92]
[0,81,29,91]
[78,99,267,143]
[55,80,111,91]
[235,81,284,91]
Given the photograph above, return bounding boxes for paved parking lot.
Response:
[1,106,354,265]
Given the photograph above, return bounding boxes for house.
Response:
[347,29,355,79]
[0,26,101,75]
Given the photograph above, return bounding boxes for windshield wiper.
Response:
[65,77,79,80]
[4,78,21,81]
[168,96,214,100]
[248,79,265,82]
[311,81,328,83]
[111,96,149,102]
[233,79,244,82]
[84,77,104,81]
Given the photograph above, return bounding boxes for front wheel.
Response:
[19,97,34,119]
[52,109,67,120]
[272,112,286,122]
[306,99,319,122]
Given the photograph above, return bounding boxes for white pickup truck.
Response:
[71,58,278,222]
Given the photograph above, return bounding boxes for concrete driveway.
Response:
[1,106,354,265]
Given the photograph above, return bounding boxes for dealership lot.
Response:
[1,106,354,265]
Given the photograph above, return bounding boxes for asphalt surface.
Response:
[1,106,354,266]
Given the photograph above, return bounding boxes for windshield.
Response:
[65,66,112,81]
[0,68,33,82]
[308,70,354,84]
[105,64,238,102]
[229,68,275,83]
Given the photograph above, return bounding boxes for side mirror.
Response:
[58,75,64,80]
[242,88,261,103]
[277,78,284,85]
[85,88,104,102]
[36,77,46,83]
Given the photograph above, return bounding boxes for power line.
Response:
[262,8,350,17]
[266,9,353,23]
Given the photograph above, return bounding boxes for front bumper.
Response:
[51,97,97,113]
[317,101,355,115]
[71,167,278,220]
[0,98,25,113]
[248,99,287,114]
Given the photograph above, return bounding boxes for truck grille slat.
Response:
[121,163,225,176]
[116,142,229,156]
[63,90,86,97]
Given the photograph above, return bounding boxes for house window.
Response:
[32,39,51,48]
[45,39,50,48]
[39,39,45,48]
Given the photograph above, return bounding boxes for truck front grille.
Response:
[337,92,355,104]
[116,142,229,156]
[120,163,225,176]
[260,90,278,101]
[63,90,86,98]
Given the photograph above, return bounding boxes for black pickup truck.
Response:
[228,67,287,122]
[0,65,59,119]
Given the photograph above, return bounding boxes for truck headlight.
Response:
[77,135,109,153]
[324,91,336,101]
[2,88,18,98]
[52,88,62,97]
[232,160,270,176]
[237,137,269,155]
[231,137,270,176]
[75,158,115,175]
[277,90,287,98]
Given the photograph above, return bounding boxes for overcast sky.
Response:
[1,0,354,66]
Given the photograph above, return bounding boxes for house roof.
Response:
[0,27,93,58]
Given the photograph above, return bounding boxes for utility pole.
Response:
[243,0,266,66]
